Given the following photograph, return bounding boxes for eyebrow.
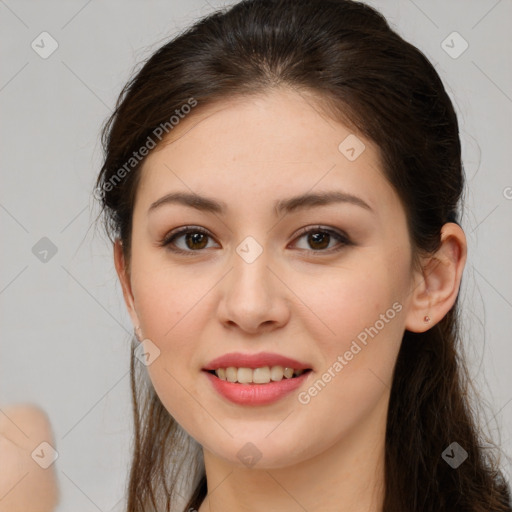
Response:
[148,190,373,216]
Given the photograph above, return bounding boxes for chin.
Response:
[201,429,318,470]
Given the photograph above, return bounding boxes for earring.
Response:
[424,315,431,323]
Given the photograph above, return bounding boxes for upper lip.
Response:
[203,352,311,371]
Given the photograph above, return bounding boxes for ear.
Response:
[113,239,141,332]
[405,222,467,332]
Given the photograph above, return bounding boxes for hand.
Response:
[0,404,59,512]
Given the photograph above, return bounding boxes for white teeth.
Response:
[214,365,307,384]
[270,365,284,381]
[225,367,237,383]
[253,366,270,383]
[237,367,253,384]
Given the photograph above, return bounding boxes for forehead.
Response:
[136,88,396,217]
[144,89,370,166]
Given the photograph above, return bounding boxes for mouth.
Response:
[205,366,312,385]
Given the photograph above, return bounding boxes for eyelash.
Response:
[159,225,352,256]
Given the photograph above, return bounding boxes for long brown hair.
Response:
[95,0,512,510]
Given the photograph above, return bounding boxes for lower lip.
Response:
[204,371,311,405]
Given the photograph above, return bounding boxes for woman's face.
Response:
[118,88,418,469]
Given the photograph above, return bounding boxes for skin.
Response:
[0,404,59,512]
[115,87,467,511]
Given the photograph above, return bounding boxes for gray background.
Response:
[0,0,511,510]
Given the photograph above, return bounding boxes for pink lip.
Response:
[203,352,311,371]
[204,370,311,406]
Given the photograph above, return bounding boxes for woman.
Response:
[95,0,511,510]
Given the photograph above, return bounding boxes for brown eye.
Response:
[307,231,331,250]
[161,226,219,255]
[292,226,351,253]
[161,225,351,256]
[184,232,208,250]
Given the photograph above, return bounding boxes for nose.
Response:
[217,249,291,335]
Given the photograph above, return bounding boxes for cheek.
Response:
[285,272,404,457]
[132,264,207,341]
[305,259,405,350]
[129,265,219,428]
[293,257,406,416]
